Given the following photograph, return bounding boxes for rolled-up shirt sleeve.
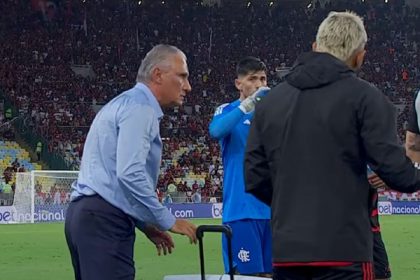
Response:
[116,104,175,231]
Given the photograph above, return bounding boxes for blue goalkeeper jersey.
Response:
[209,99,270,223]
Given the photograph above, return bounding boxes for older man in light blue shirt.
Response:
[65,44,196,280]
[71,82,175,229]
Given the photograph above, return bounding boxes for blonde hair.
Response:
[316,11,367,62]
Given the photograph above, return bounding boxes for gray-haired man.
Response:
[65,44,196,280]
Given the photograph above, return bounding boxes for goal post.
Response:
[11,170,79,224]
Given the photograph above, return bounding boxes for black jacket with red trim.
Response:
[245,52,420,263]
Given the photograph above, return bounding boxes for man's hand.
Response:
[238,86,270,113]
[143,225,174,256]
[368,173,387,189]
[169,219,197,244]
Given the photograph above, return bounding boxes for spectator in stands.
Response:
[3,166,13,184]
[35,191,44,205]
[35,180,42,193]
[0,0,418,202]
[157,187,164,203]
[191,180,199,192]
[3,127,15,140]
[214,186,223,203]
[1,181,12,194]
[167,181,177,195]
[163,193,173,205]
[53,187,61,205]
[36,141,42,161]
[65,44,197,280]
[11,158,19,170]
[185,187,192,203]
[60,189,68,204]
[45,192,52,205]
[0,181,13,205]
[4,107,12,121]
[192,190,201,203]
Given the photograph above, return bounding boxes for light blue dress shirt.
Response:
[71,83,176,231]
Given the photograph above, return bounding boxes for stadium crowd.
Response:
[0,0,419,202]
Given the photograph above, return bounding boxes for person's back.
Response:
[245,11,420,279]
[259,51,390,261]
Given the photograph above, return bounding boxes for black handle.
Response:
[196,225,233,239]
[196,225,234,280]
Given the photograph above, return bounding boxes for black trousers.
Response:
[65,195,136,280]
[373,232,391,279]
[273,263,374,280]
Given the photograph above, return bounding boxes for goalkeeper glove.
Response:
[238,86,270,113]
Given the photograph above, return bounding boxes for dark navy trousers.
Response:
[65,195,136,280]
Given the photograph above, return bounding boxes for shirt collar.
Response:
[134,82,164,120]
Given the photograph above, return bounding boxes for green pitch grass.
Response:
[0,216,419,280]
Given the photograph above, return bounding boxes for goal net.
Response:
[11,170,79,223]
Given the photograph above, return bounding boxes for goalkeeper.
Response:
[209,56,272,277]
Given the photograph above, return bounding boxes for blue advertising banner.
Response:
[1,201,418,224]
[0,205,69,224]
[378,201,420,215]
[165,202,223,219]
[34,204,68,222]
[27,203,220,223]
[30,203,221,223]
[0,206,15,223]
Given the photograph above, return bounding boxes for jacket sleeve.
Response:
[359,85,420,193]
[244,104,272,205]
